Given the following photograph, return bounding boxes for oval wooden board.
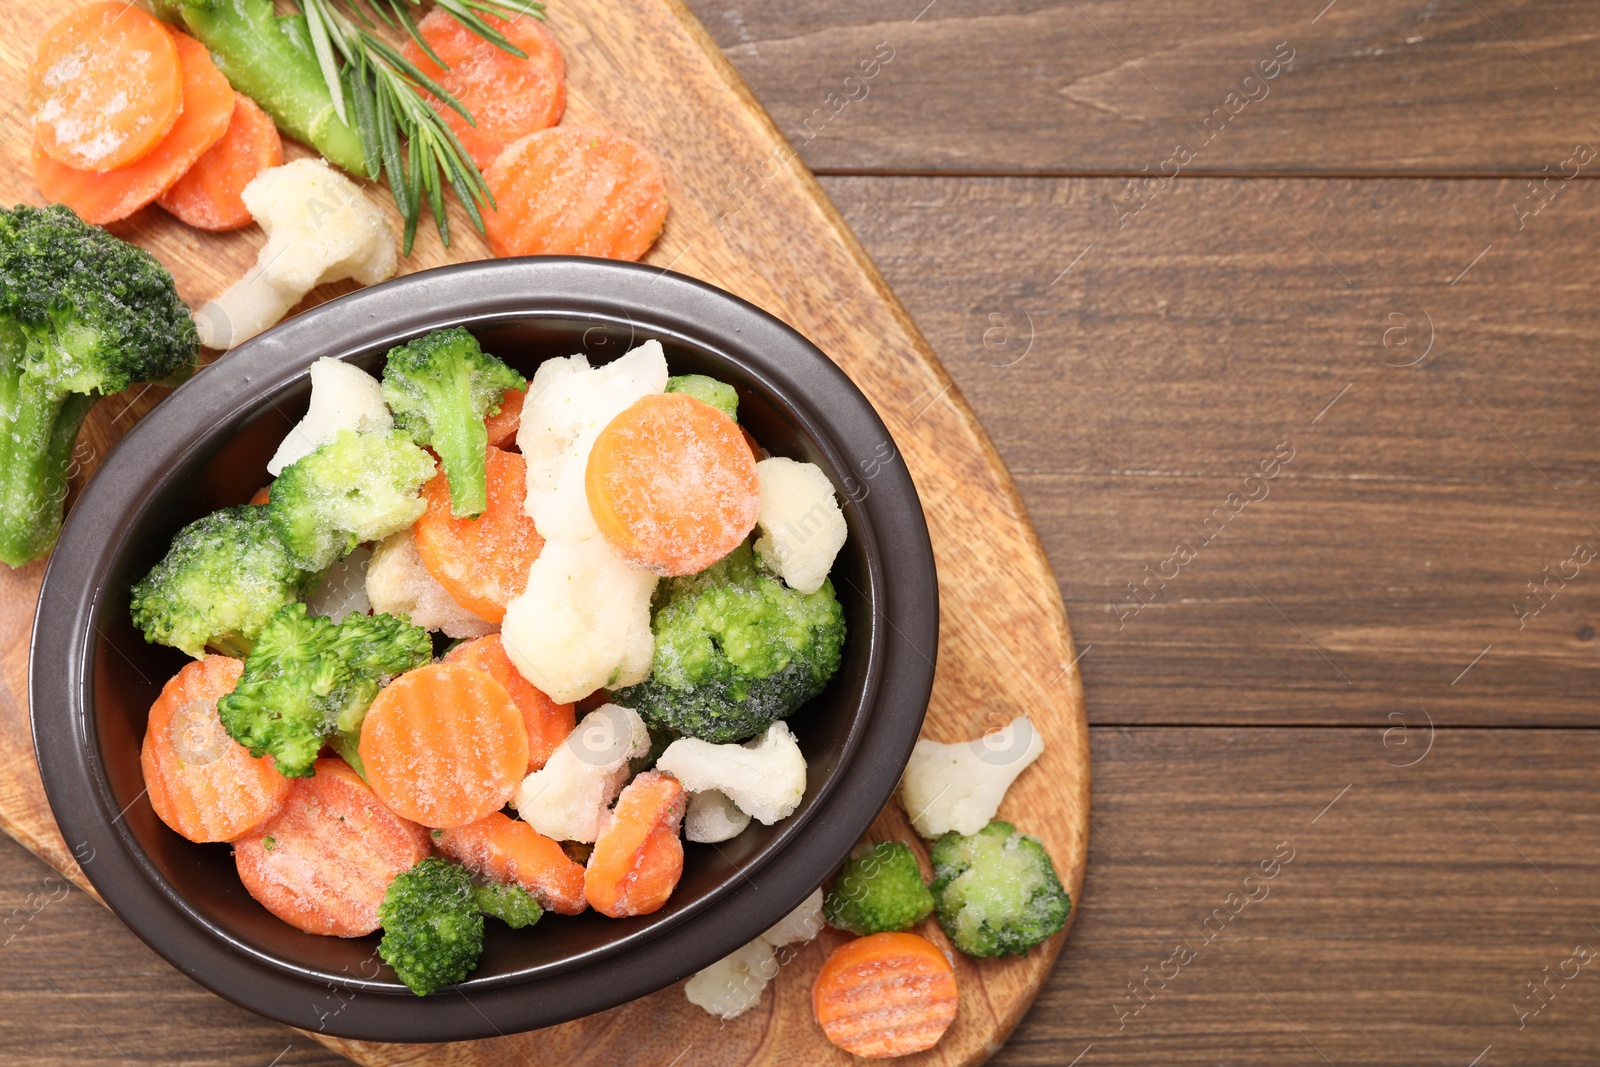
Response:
[0,0,1089,1063]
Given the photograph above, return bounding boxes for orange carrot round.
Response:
[484,386,525,448]
[234,759,430,937]
[437,810,588,915]
[813,932,959,1058]
[443,635,574,772]
[583,770,686,918]
[140,656,290,843]
[28,3,182,171]
[585,392,760,575]
[358,663,529,829]
[157,94,283,230]
[413,446,542,623]
[401,8,565,171]
[483,126,667,261]
[32,29,235,225]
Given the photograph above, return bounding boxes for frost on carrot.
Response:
[437,810,588,916]
[443,635,574,772]
[812,932,959,1058]
[413,447,543,623]
[157,94,283,230]
[583,770,686,918]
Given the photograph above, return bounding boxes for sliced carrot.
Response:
[484,387,525,448]
[585,392,760,575]
[401,9,565,171]
[248,484,271,506]
[437,810,588,915]
[443,635,574,772]
[483,126,668,261]
[583,770,686,918]
[28,3,182,172]
[157,94,283,230]
[358,662,529,829]
[813,932,959,1058]
[413,446,542,622]
[32,30,235,226]
[141,656,290,844]
[234,758,430,937]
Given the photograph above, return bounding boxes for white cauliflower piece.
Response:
[514,704,650,843]
[752,458,848,595]
[500,536,657,702]
[268,359,393,476]
[516,340,668,540]
[684,789,751,844]
[761,887,824,947]
[194,159,398,349]
[683,938,777,1020]
[656,722,807,826]
[899,715,1045,838]
[306,544,372,623]
[365,529,495,639]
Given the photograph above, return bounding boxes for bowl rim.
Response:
[30,257,938,1041]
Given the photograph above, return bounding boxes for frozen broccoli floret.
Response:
[666,374,738,420]
[611,543,844,743]
[267,428,436,571]
[929,820,1071,959]
[381,327,525,518]
[472,882,543,930]
[379,858,484,996]
[824,841,935,936]
[130,504,316,658]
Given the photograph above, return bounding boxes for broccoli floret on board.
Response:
[929,820,1071,959]
[824,840,935,936]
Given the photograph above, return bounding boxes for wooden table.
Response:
[4,1,1598,1063]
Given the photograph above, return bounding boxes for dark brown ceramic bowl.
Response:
[29,258,937,1042]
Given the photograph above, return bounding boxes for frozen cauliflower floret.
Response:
[684,938,777,1020]
[268,359,394,475]
[365,529,495,639]
[900,715,1045,838]
[656,722,807,826]
[306,544,373,623]
[684,789,751,844]
[501,536,657,702]
[761,887,825,947]
[514,704,650,843]
[194,159,398,349]
[516,340,668,540]
[752,458,848,595]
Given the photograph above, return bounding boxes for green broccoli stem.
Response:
[330,729,367,781]
[0,371,96,568]
[434,388,491,519]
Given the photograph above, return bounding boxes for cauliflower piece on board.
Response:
[268,358,394,476]
[761,887,825,947]
[306,544,372,623]
[683,939,776,1020]
[656,722,807,826]
[899,715,1045,838]
[365,529,495,639]
[752,457,848,595]
[684,789,751,844]
[194,159,398,349]
[514,704,650,843]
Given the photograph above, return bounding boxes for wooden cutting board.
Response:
[0,0,1089,1063]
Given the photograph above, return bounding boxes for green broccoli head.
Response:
[929,820,1071,959]
[665,374,738,420]
[0,204,197,567]
[267,428,436,571]
[611,543,845,743]
[381,327,525,519]
[379,858,485,996]
[472,882,544,930]
[824,840,935,936]
[129,504,317,658]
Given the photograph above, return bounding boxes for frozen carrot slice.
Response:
[28,3,182,171]
[444,635,574,772]
[401,9,565,171]
[413,446,542,623]
[585,392,760,576]
[482,126,667,261]
[157,94,283,230]
[813,932,959,1057]
[32,30,235,225]
[484,387,525,448]
[583,770,686,918]
[437,810,588,915]
[358,662,529,829]
[248,484,271,506]
[141,656,290,843]
[234,758,430,937]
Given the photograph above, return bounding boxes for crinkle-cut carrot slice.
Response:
[437,810,588,915]
[413,446,542,623]
[583,771,686,918]
[443,635,574,772]
[484,387,524,448]
[157,94,283,230]
[813,932,959,1058]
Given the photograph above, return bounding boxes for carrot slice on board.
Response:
[28,3,182,172]
[32,30,235,225]
[358,662,529,829]
[437,810,588,915]
[157,94,283,230]
[484,387,525,448]
[813,932,959,1058]
[482,126,667,261]
[443,635,574,772]
[413,446,542,623]
[401,9,565,171]
[234,759,430,937]
[585,392,760,576]
[141,656,291,844]
[583,770,686,918]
